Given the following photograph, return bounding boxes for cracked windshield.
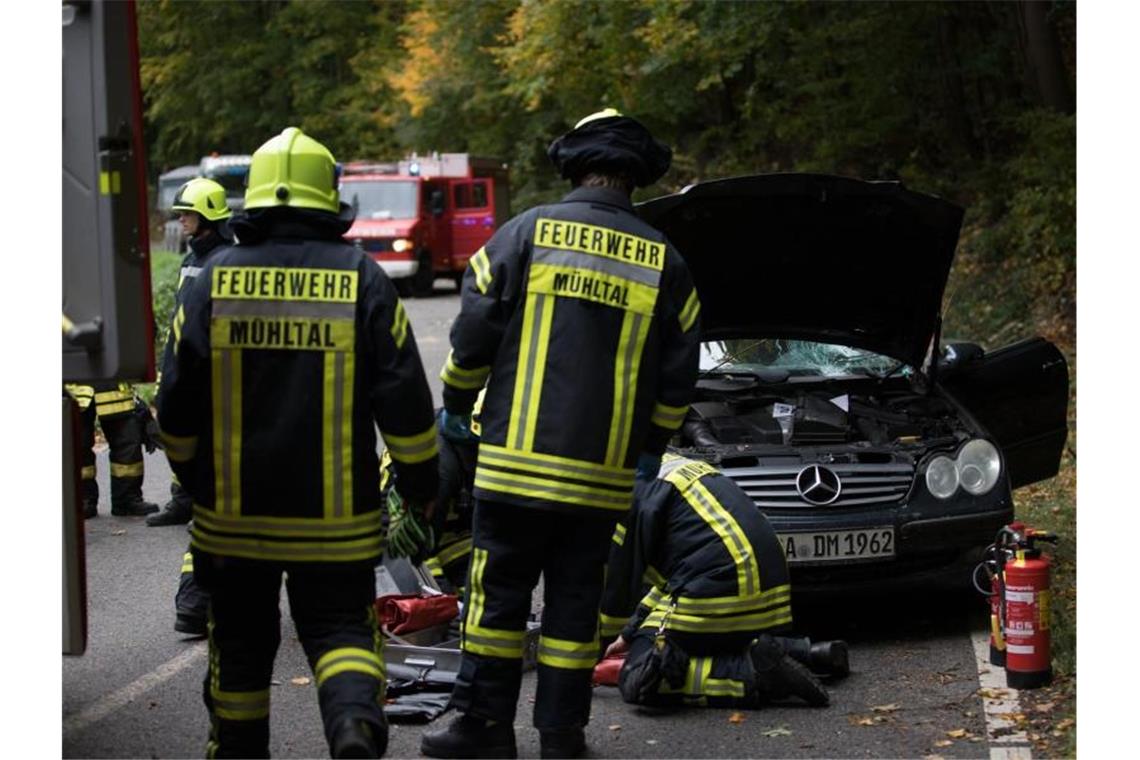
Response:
[701,339,908,378]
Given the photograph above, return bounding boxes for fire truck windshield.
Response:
[341,180,418,220]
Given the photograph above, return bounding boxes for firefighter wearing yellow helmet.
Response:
[157,127,440,758]
[423,110,700,759]
[148,177,234,529]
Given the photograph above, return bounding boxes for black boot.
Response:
[540,727,586,759]
[83,500,98,519]
[147,497,192,526]
[111,497,159,516]
[174,562,210,637]
[775,636,850,678]
[750,634,830,707]
[329,716,387,759]
[421,713,517,759]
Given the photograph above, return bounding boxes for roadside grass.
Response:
[136,247,181,406]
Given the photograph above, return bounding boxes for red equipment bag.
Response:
[376,594,459,635]
[592,653,626,686]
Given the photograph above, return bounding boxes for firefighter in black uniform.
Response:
[157,127,439,759]
[149,177,233,527]
[599,455,837,709]
[65,383,158,518]
[422,109,701,760]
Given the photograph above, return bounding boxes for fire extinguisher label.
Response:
[1038,590,1050,631]
[1004,589,1035,603]
[1007,643,1035,655]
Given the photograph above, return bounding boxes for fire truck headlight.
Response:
[392,238,412,253]
[925,456,959,499]
[957,439,1001,495]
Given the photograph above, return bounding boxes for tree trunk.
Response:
[1021,1,1074,113]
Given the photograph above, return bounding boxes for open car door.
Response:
[938,337,1069,489]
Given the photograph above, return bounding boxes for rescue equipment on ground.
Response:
[376,593,459,637]
[974,521,1058,689]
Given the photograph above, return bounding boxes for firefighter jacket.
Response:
[156,208,440,565]
[599,456,793,641]
[179,227,230,306]
[158,227,234,387]
[65,382,136,418]
[440,186,701,516]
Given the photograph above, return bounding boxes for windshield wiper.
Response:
[702,339,766,375]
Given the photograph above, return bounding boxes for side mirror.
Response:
[430,190,444,216]
[940,342,985,370]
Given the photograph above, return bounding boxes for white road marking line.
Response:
[971,630,1033,759]
[63,641,207,735]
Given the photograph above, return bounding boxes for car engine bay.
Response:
[677,376,973,466]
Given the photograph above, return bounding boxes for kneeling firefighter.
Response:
[599,455,845,708]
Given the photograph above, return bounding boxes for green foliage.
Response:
[138,0,408,170]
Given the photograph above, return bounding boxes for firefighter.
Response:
[148,177,233,527]
[156,127,439,759]
[64,382,158,518]
[598,455,836,709]
[421,109,700,760]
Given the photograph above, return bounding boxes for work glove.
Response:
[135,399,163,453]
[440,409,478,443]
[386,488,435,563]
[635,452,662,481]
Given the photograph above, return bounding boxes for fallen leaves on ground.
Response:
[728,712,746,725]
[848,715,887,727]
[934,740,953,748]
[762,727,792,737]
[608,725,621,732]
[977,687,1011,700]
[290,676,311,686]
[945,728,969,739]
[112,530,127,536]
[871,703,900,713]
[645,739,658,745]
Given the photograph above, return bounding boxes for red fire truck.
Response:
[340,154,510,296]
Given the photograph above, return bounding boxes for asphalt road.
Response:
[63,285,1022,759]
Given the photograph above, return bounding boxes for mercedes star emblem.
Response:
[795,465,842,505]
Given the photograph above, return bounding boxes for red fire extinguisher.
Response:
[977,523,1058,689]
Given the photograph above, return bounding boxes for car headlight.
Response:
[957,439,1001,495]
[392,238,412,253]
[925,456,959,499]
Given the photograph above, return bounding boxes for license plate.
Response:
[778,528,895,564]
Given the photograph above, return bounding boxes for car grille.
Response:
[720,463,915,508]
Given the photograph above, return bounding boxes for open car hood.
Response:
[637,174,964,368]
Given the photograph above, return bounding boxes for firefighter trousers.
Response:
[193,552,386,759]
[618,629,761,708]
[450,499,617,730]
[176,548,210,630]
[99,411,146,508]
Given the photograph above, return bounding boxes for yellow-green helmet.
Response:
[244,127,339,214]
[171,177,232,222]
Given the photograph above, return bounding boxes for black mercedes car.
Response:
[638,174,1069,592]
